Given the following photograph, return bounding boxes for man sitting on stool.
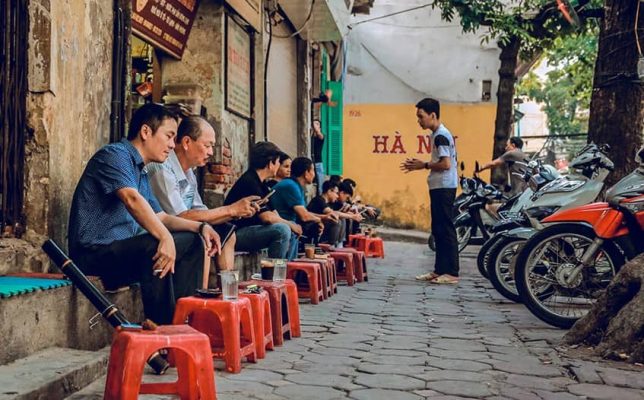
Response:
[148,115,259,288]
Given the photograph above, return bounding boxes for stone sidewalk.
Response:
[71,241,644,399]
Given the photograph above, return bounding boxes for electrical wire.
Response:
[636,0,642,56]
[348,3,432,29]
[269,0,316,39]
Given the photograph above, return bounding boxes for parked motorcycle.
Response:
[513,146,644,328]
[484,144,613,303]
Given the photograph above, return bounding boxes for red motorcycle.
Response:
[514,146,644,328]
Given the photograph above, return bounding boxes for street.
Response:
[69,240,644,399]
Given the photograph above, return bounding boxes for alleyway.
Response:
[72,241,644,399]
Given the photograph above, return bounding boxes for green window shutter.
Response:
[320,50,330,168]
[324,80,343,175]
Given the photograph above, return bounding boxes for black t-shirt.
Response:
[307,195,328,214]
[312,135,324,163]
[224,170,271,228]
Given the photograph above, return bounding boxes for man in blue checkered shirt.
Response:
[68,104,220,324]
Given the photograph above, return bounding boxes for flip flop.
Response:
[415,272,439,281]
[429,275,459,284]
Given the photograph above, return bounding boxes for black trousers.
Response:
[430,188,459,276]
[73,232,204,325]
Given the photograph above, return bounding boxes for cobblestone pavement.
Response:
[72,241,644,399]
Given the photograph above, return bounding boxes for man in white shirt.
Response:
[148,116,259,287]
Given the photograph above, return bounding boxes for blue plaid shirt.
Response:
[68,139,162,255]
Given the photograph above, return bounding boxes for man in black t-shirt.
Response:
[224,142,300,258]
[310,181,362,246]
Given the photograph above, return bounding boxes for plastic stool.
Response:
[347,234,365,248]
[332,248,368,283]
[239,291,274,359]
[354,236,385,258]
[104,325,216,400]
[293,258,334,298]
[172,296,257,373]
[282,279,301,337]
[239,280,295,345]
[286,261,324,304]
[328,252,355,286]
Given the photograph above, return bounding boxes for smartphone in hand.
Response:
[253,189,276,207]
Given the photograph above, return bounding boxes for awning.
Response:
[278,0,352,42]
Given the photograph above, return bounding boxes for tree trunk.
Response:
[491,37,521,187]
[587,0,644,186]
[564,254,644,363]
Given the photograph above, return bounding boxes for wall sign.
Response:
[132,0,200,59]
[225,0,262,32]
[225,15,252,119]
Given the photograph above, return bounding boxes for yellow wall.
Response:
[343,103,496,231]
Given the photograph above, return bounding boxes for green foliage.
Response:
[517,26,598,135]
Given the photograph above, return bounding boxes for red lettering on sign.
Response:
[417,135,432,154]
[390,134,406,154]
[372,136,389,153]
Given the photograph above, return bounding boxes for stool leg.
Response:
[307,270,320,305]
[264,300,275,349]
[175,350,200,400]
[223,309,242,373]
[104,336,130,400]
[241,306,257,363]
[193,344,217,400]
[285,283,301,337]
[346,259,355,287]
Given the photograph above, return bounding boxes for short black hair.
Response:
[329,175,343,184]
[177,115,208,141]
[322,181,338,193]
[249,141,282,170]
[278,152,291,163]
[127,103,178,140]
[338,181,354,196]
[415,98,440,119]
[509,137,524,149]
[291,157,314,178]
[342,178,356,188]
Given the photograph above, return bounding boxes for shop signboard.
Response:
[132,0,200,59]
[225,15,252,119]
[225,0,261,32]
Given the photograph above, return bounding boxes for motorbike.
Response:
[513,146,644,328]
[484,143,613,303]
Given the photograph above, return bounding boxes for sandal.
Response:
[415,272,439,281]
[429,275,459,285]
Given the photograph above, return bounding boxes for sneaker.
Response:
[415,272,439,281]
[429,274,459,284]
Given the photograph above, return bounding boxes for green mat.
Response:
[0,277,71,298]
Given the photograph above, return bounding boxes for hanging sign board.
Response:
[225,0,261,32]
[132,0,201,59]
[225,15,252,119]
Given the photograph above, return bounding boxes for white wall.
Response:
[345,0,502,105]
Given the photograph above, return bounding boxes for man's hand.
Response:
[152,233,176,279]
[229,196,261,219]
[351,213,364,222]
[400,158,426,173]
[322,213,339,223]
[201,224,220,257]
[366,207,377,218]
[289,222,303,236]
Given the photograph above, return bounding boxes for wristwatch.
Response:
[424,162,430,169]
[198,222,209,236]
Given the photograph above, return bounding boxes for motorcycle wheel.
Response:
[514,223,624,329]
[486,236,525,303]
[427,223,472,253]
[477,235,504,280]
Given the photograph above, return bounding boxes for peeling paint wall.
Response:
[25,0,113,247]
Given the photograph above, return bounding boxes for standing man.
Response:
[478,137,528,196]
[147,116,259,287]
[311,119,325,195]
[401,98,459,284]
[68,104,221,324]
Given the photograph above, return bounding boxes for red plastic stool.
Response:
[332,248,368,283]
[172,296,257,373]
[104,325,216,400]
[239,279,295,345]
[282,279,301,337]
[293,258,334,298]
[286,261,325,304]
[347,234,365,248]
[354,236,385,258]
[239,291,274,359]
[328,252,355,286]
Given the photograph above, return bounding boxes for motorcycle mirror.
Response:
[474,161,480,173]
[460,161,465,171]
